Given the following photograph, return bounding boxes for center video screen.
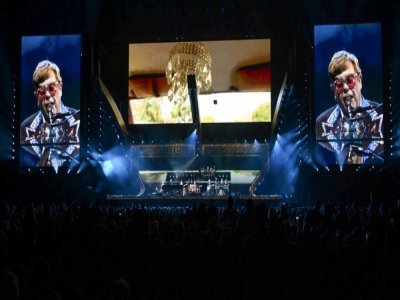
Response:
[128,39,271,124]
[20,35,81,169]
[314,23,384,165]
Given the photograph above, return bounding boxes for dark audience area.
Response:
[1,194,400,299]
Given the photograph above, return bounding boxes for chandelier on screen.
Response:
[166,42,212,105]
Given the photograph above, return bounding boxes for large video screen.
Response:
[314,23,384,165]
[20,35,81,169]
[128,39,271,124]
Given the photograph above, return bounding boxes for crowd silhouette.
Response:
[1,194,400,299]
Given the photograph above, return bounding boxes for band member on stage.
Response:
[20,60,80,167]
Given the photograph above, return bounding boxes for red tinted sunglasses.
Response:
[35,81,60,101]
[332,73,358,94]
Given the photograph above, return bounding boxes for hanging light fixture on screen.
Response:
[165,42,212,113]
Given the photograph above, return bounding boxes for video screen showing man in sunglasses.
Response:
[20,60,80,167]
[315,50,383,164]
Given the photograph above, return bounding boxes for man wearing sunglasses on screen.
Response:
[316,50,383,164]
[20,60,80,167]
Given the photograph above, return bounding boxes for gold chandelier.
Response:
[165,42,212,105]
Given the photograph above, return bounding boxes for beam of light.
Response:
[315,142,331,171]
[178,155,197,171]
[269,131,301,194]
[100,160,113,177]
[52,163,59,174]
[67,159,80,174]
[183,129,198,157]
[100,146,131,179]
[302,155,319,171]
[92,145,144,195]
[336,148,346,171]
[298,134,308,144]
[89,150,102,161]
[276,132,300,148]
[185,129,197,145]
[76,161,88,174]
[252,139,261,152]
[394,130,400,157]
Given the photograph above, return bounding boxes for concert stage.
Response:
[105,194,283,207]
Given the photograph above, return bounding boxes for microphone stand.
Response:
[48,105,55,126]
[346,100,352,119]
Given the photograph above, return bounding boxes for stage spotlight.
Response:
[77,161,88,174]
[53,164,59,174]
[100,160,113,177]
